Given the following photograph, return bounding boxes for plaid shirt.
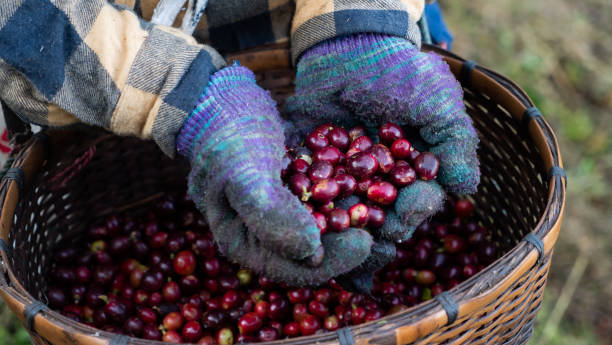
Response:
[0,0,424,156]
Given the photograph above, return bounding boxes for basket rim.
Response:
[0,44,566,345]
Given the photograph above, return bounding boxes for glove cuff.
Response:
[301,33,417,65]
[176,65,262,159]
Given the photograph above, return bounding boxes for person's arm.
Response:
[0,0,225,156]
[291,0,425,63]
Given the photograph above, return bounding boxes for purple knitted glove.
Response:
[285,34,480,243]
[176,65,373,286]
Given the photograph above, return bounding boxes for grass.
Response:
[1,0,610,344]
[443,0,611,344]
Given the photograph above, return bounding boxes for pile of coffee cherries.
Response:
[44,191,497,344]
[282,123,440,233]
[43,123,498,344]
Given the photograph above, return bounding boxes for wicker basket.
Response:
[0,44,565,345]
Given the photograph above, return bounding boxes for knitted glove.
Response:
[285,33,480,244]
[176,65,373,286]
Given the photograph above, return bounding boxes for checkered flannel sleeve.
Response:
[0,0,225,157]
[291,0,425,62]
[134,0,424,63]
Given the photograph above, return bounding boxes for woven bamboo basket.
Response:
[0,44,565,345]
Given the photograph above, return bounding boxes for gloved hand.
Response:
[176,64,373,286]
[285,33,480,242]
[284,34,480,290]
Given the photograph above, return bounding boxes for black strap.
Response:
[0,238,12,261]
[2,167,24,194]
[524,232,544,264]
[434,291,459,325]
[33,131,51,160]
[109,335,130,345]
[1,101,30,141]
[459,60,477,87]
[548,166,567,186]
[522,106,542,130]
[418,14,432,45]
[24,301,47,331]
[336,327,355,345]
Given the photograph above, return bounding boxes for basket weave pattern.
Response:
[0,45,565,345]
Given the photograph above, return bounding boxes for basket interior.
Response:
[7,65,549,328]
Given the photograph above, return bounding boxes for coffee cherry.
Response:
[430,252,449,273]
[222,290,240,310]
[455,199,475,218]
[318,200,335,215]
[173,250,196,276]
[328,209,350,232]
[348,126,367,142]
[268,298,290,320]
[216,328,234,345]
[478,243,497,265]
[348,135,374,155]
[314,123,334,136]
[364,206,385,229]
[288,173,311,201]
[334,174,357,198]
[367,181,398,205]
[299,314,320,336]
[348,203,369,228]
[293,303,309,322]
[329,127,350,150]
[138,307,157,324]
[254,301,269,319]
[389,165,417,187]
[238,312,263,334]
[416,270,436,286]
[347,152,378,179]
[104,300,127,323]
[308,300,329,318]
[125,316,144,336]
[323,315,340,331]
[390,139,412,159]
[463,265,477,278]
[142,323,162,340]
[292,158,311,174]
[163,312,184,332]
[305,131,329,152]
[287,287,313,304]
[443,234,466,254]
[365,309,384,322]
[314,146,342,166]
[258,326,280,342]
[355,178,373,196]
[351,306,367,325]
[311,179,340,203]
[283,321,300,337]
[414,152,439,180]
[369,144,395,173]
[197,335,215,345]
[181,321,203,343]
[379,123,405,145]
[308,161,334,183]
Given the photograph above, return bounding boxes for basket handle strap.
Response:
[1,101,32,145]
[109,335,130,345]
[23,300,47,332]
[434,291,459,325]
[0,238,11,261]
[524,232,545,264]
[336,327,355,345]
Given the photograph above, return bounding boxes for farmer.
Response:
[0,0,478,291]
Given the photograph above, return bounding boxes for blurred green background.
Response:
[1,0,610,344]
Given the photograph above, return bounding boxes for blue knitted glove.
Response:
[285,34,480,244]
[176,65,373,286]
